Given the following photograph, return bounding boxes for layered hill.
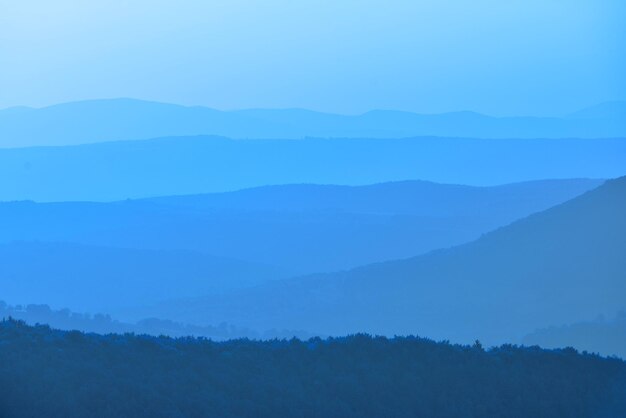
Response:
[1,98,625,148]
[145,177,626,345]
[0,179,601,276]
[0,301,310,340]
[1,135,625,201]
[0,242,287,312]
[523,313,626,359]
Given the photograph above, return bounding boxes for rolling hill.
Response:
[142,176,626,345]
[1,98,625,148]
[0,301,311,340]
[0,241,287,312]
[1,135,625,202]
[523,313,626,359]
[0,179,602,276]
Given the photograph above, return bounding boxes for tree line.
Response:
[0,319,625,417]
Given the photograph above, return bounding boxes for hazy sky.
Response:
[1,0,624,115]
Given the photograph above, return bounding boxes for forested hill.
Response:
[150,176,626,344]
[0,320,624,418]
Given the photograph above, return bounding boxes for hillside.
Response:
[0,302,311,340]
[0,179,602,276]
[146,177,626,345]
[0,242,287,312]
[523,313,626,359]
[140,178,602,216]
[1,135,625,202]
[1,99,625,148]
[0,320,624,418]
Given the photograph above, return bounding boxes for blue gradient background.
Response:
[1,0,624,115]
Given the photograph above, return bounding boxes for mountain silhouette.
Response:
[1,135,624,202]
[0,179,601,276]
[143,176,626,345]
[523,313,626,359]
[1,98,625,148]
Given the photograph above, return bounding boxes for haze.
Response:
[1,0,625,116]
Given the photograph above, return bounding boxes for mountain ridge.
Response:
[141,176,626,345]
[0,179,603,276]
[2,98,625,148]
[2,135,624,202]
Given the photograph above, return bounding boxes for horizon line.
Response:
[2,97,625,119]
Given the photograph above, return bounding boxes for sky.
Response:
[0,0,624,116]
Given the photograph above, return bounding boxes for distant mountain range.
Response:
[1,135,624,201]
[1,99,625,147]
[523,313,626,359]
[139,176,626,346]
[0,301,313,340]
[0,179,600,289]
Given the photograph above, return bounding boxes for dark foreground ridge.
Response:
[1,320,624,418]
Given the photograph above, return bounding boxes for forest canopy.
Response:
[0,319,624,418]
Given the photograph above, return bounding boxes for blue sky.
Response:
[0,0,624,115]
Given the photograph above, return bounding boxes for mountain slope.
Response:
[0,302,311,340]
[0,179,602,275]
[523,313,626,359]
[140,178,602,216]
[1,135,625,202]
[1,98,625,148]
[147,177,626,345]
[0,242,287,312]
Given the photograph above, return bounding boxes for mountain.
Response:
[1,98,625,148]
[1,135,625,202]
[0,179,602,276]
[1,320,625,418]
[140,178,602,216]
[0,241,287,312]
[523,313,626,359]
[0,302,312,340]
[143,176,626,345]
